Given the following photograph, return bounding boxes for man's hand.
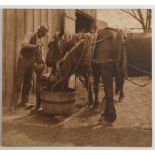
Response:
[36,43,44,49]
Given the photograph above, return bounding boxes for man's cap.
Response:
[39,24,49,34]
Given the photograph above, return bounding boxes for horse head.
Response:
[45,30,64,68]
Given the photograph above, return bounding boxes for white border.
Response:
[0,8,2,148]
[152,7,155,149]
[0,5,154,9]
[0,5,154,151]
[1,150,155,155]
[0,0,155,6]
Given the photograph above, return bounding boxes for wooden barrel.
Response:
[40,88,76,115]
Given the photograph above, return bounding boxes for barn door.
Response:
[64,10,76,34]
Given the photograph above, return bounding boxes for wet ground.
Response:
[2,76,152,147]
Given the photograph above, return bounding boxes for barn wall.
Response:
[64,10,76,33]
[2,9,64,106]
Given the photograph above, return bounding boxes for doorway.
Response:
[76,11,94,33]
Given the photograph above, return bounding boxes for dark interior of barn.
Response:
[76,11,94,33]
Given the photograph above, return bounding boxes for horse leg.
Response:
[119,87,124,102]
[93,73,100,109]
[100,69,117,122]
[80,73,93,108]
[115,73,125,102]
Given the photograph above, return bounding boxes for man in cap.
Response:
[11,24,49,110]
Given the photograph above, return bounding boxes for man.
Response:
[11,24,49,110]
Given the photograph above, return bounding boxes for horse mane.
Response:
[97,27,119,34]
[106,27,120,32]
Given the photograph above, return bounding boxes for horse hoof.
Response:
[88,104,94,110]
[93,104,99,110]
[98,116,113,126]
[102,111,117,122]
[107,113,117,122]
[92,100,99,109]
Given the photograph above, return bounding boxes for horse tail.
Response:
[115,40,128,95]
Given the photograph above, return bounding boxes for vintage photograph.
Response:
[2,9,152,147]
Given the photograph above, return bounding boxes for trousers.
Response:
[12,55,33,106]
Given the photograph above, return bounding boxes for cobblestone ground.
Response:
[2,76,152,147]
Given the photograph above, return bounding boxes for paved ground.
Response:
[2,76,152,147]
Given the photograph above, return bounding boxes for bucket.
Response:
[40,88,76,115]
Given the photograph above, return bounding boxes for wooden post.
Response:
[4,9,16,106]
[34,9,41,31]
[16,9,25,63]
[2,9,6,105]
[25,9,34,33]
[41,9,48,73]
[41,9,48,61]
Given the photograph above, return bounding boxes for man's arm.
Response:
[21,32,38,49]
[21,43,38,49]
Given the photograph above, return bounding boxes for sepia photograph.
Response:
[2,9,152,147]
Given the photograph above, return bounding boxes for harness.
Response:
[51,34,115,90]
[51,31,152,89]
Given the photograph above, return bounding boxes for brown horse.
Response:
[45,28,127,122]
[92,28,127,122]
[46,33,94,103]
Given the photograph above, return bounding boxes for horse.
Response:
[46,32,94,104]
[92,28,127,122]
[45,28,127,122]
